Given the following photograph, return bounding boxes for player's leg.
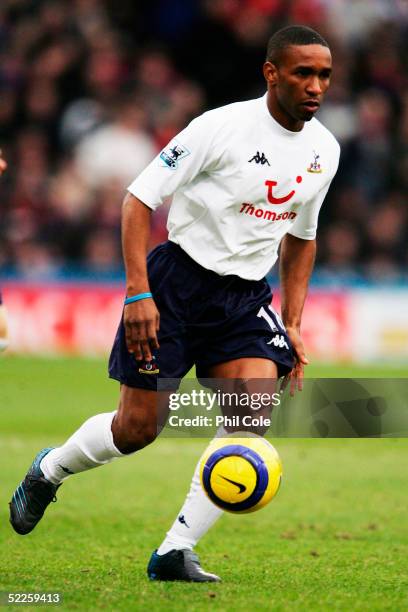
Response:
[9,242,191,535]
[150,269,292,581]
[40,385,169,481]
[149,357,278,582]
[209,358,278,380]
[207,357,279,433]
[157,358,278,551]
[9,385,168,535]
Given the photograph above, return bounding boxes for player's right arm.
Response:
[123,110,223,361]
[122,193,160,361]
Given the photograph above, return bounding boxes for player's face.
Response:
[264,44,332,130]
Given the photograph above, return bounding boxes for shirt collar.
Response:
[259,92,310,138]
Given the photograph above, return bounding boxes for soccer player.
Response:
[10,26,340,582]
[0,290,8,351]
[0,151,8,352]
[0,295,8,352]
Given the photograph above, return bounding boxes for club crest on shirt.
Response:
[159,140,190,170]
[307,150,323,173]
[138,356,160,375]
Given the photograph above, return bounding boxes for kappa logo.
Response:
[307,150,322,173]
[178,514,190,528]
[267,334,289,350]
[138,356,160,375]
[159,140,190,170]
[248,151,270,166]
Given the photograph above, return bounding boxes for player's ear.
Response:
[263,61,278,86]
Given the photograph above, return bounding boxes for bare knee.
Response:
[112,387,160,454]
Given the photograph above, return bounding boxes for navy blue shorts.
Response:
[108,241,294,390]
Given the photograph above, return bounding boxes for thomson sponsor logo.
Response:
[239,203,297,222]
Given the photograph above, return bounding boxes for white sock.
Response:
[157,427,228,555]
[40,411,124,484]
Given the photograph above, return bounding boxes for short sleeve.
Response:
[127,112,221,210]
[288,142,340,240]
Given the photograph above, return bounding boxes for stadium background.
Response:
[1,3,408,610]
[0,0,408,363]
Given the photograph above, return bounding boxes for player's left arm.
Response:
[280,143,340,391]
[279,234,316,390]
[0,149,7,175]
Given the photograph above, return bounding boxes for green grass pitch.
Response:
[1,356,407,611]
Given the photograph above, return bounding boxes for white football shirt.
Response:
[128,93,340,281]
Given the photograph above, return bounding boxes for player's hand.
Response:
[0,150,7,175]
[280,327,309,397]
[123,298,160,362]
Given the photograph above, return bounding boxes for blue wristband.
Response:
[124,292,153,305]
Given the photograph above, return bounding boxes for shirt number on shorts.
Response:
[257,305,286,332]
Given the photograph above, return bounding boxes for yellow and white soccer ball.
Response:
[199,435,282,513]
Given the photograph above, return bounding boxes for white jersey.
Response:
[128,94,340,281]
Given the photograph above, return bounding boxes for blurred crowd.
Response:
[0,0,407,281]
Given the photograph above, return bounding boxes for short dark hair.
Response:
[266,25,329,65]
